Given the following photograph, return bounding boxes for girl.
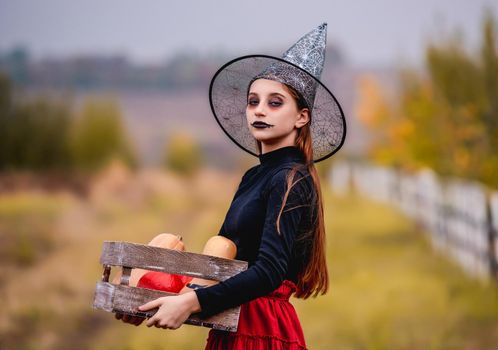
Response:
[118,23,346,350]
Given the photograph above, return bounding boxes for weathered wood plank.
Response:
[120,267,132,286]
[100,241,248,282]
[93,282,240,332]
[102,264,111,282]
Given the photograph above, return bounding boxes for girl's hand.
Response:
[139,291,201,330]
[115,312,145,326]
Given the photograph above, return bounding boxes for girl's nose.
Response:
[254,102,266,117]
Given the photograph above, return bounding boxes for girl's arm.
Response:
[194,168,312,318]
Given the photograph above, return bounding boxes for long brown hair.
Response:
[254,82,329,299]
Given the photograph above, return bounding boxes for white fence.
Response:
[329,161,498,282]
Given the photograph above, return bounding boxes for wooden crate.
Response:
[93,241,248,332]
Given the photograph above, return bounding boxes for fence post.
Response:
[329,160,351,196]
[489,192,498,279]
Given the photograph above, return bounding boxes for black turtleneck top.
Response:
[194,146,317,318]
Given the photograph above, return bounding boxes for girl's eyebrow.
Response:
[248,92,287,99]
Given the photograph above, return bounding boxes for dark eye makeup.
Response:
[247,98,283,107]
[247,98,259,106]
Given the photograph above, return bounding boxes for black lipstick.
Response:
[251,121,274,129]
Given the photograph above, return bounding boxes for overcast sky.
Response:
[1,0,497,67]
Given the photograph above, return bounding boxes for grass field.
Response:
[1,164,497,350]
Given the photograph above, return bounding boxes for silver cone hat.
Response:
[209,23,346,162]
[252,23,327,110]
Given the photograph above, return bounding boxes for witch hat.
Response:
[209,23,346,162]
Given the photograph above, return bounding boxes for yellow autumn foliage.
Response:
[354,14,498,188]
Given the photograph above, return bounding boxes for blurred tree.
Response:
[482,13,498,128]
[424,13,498,184]
[480,12,498,184]
[4,47,30,85]
[354,74,405,166]
[425,35,487,179]
[0,75,138,174]
[0,73,13,167]
[8,99,72,170]
[69,98,136,172]
[355,13,498,188]
[163,132,203,177]
[0,72,11,114]
[0,73,72,171]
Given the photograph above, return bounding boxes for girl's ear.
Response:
[295,109,310,129]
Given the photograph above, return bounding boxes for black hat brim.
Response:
[209,54,346,162]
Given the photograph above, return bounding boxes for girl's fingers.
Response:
[114,312,145,326]
[146,315,157,327]
[139,298,162,311]
[146,316,169,329]
[131,316,143,326]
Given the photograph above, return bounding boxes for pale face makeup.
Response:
[246,79,309,154]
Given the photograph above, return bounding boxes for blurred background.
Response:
[1,0,498,349]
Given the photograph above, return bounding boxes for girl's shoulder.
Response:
[239,161,313,196]
[239,164,260,183]
[272,162,311,181]
[240,161,303,181]
[265,163,314,196]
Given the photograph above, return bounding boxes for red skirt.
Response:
[204,280,307,350]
